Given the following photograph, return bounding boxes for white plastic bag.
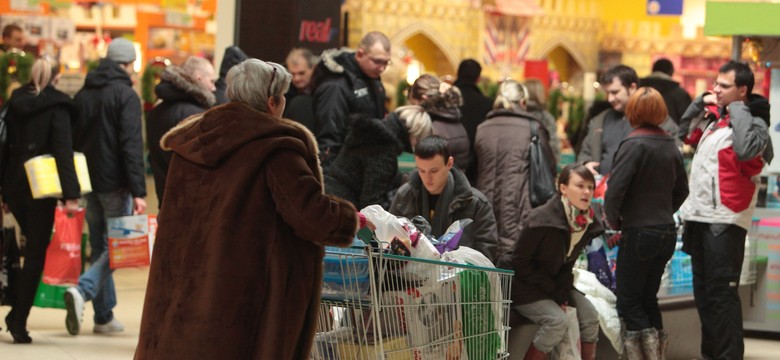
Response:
[573,268,622,354]
[550,306,581,360]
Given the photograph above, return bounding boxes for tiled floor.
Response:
[2,267,779,359]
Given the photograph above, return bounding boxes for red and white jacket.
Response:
[680,97,773,230]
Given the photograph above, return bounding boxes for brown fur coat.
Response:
[134,102,358,359]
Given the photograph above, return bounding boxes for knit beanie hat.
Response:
[106,38,136,64]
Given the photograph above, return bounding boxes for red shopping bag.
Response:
[42,207,85,285]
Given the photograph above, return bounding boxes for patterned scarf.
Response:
[562,196,594,233]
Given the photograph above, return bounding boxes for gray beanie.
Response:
[106,38,136,64]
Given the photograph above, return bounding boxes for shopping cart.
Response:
[312,243,514,360]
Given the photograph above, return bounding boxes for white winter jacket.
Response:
[679,95,774,230]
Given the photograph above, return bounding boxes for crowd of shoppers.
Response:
[0,23,773,360]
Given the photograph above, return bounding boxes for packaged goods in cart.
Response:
[432,219,472,254]
[382,274,468,359]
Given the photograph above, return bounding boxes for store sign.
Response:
[647,0,683,16]
[298,17,336,44]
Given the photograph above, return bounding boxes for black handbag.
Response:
[1,226,20,306]
[528,120,556,208]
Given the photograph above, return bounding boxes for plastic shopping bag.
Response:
[108,215,150,269]
[550,306,581,360]
[42,207,85,285]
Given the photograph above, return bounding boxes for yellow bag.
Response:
[24,152,92,199]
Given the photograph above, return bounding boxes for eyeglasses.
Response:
[368,57,392,67]
[712,80,735,90]
[267,64,277,97]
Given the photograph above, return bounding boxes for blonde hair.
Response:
[395,105,432,144]
[226,59,291,112]
[30,57,59,96]
[494,79,528,112]
[408,74,463,112]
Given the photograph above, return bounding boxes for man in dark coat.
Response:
[66,38,147,336]
[214,46,248,105]
[454,59,493,182]
[312,31,390,171]
[283,47,317,132]
[147,56,216,207]
[390,136,498,262]
[639,58,692,125]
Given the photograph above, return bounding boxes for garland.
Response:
[0,51,34,103]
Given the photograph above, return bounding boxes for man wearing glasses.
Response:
[311,31,391,171]
[679,61,774,360]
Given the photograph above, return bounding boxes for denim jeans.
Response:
[685,221,746,360]
[615,224,677,331]
[512,289,600,353]
[78,190,133,324]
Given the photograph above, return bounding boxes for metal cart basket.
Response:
[312,244,514,360]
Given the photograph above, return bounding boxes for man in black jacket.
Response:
[283,48,317,132]
[66,38,147,336]
[147,56,216,207]
[389,136,498,262]
[311,31,390,171]
[639,58,692,125]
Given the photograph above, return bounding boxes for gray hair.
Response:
[181,56,214,76]
[494,79,529,112]
[286,48,317,69]
[226,59,291,112]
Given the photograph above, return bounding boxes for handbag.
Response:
[1,225,20,306]
[529,120,556,208]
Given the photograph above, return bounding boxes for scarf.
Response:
[562,196,595,257]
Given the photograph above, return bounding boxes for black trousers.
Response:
[616,224,677,331]
[685,221,746,360]
[5,194,56,331]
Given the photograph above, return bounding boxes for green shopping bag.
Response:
[459,269,500,359]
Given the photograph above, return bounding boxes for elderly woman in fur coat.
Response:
[135,59,366,359]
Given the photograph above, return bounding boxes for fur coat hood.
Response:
[161,102,322,179]
[156,65,216,108]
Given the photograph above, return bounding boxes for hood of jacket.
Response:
[83,58,133,89]
[639,73,680,93]
[428,107,461,123]
[161,102,319,170]
[526,194,604,236]
[156,66,216,108]
[312,48,363,88]
[343,113,402,150]
[218,46,248,78]
[9,84,74,116]
[746,93,770,126]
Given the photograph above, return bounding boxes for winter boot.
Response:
[581,342,597,360]
[657,329,669,360]
[640,328,660,360]
[523,343,548,360]
[623,330,645,360]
